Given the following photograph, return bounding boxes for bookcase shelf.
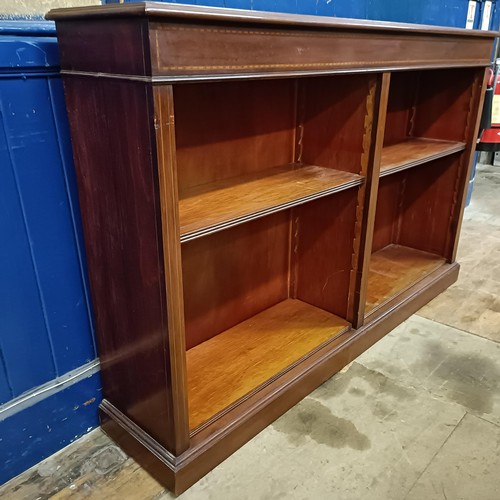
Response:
[367,153,463,315]
[179,163,363,242]
[187,298,350,431]
[365,245,445,315]
[50,2,492,493]
[380,138,465,177]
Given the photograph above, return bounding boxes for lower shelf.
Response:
[365,244,446,315]
[186,298,350,431]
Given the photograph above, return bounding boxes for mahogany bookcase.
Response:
[47,3,496,494]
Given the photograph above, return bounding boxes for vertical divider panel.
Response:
[348,72,391,328]
[447,67,490,262]
[153,85,190,454]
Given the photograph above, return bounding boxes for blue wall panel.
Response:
[0,23,99,485]
[0,357,11,403]
[0,369,101,485]
[0,99,57,397]
[226,0,252,9]
[0,34,96,402]
[1,76,95,377]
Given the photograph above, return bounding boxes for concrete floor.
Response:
[3,164,500,500]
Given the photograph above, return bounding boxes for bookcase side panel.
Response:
[447,68,490,261]
[62,77,180,452]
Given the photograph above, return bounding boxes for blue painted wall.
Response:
[1,0,498,487]
[0,21,100,484]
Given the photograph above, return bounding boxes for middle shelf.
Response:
[179,163,364,242]
[380,137,465,177]
[186,298,351,431]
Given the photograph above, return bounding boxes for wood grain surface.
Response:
[62,78,178,450]
[174,79,295,194]
[365,244,445,315]
[182,212,289,350]
[153,85,190,454]
[294,189,358,319]
[380,137,465,176]
[186,298,350,430]
[300,74,372,174]
[179,163,363,241]
[150,21,491,80]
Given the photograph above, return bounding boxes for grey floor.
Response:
[3,164,500,500]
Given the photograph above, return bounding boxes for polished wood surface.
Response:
[48,4,495,83]
[300,75,372,174]
[380,138,465,176]
[50,19,150,77]
[383,71,416,146]
[294,189,358,319]
[179,163,363,241]
[397,155,462,257]
[186,298,350,431]
[182,213,289,350]
[413,68,477,142]
[62,78,178,450]
[149,21,491,80]
[383,68,477,148]
[448,68,489,262]
[100,262,459,495]
[50,3,492,494]
[153,86,190,454]
[174,79,295,194]
[365,244,445,315]
[372,154,462,258]
[350,73,390,327]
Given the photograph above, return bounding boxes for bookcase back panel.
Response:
[371,174,402,253]
[398,155,460,257]
[294,189,358,318]
[300,74,374,174]
[372,155,461,257]
[182,212,290,350]
[384,68,478,146]
[413,68,478,142]
[174,79,296,194]
[384,72,418,146]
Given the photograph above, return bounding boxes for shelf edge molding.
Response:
[179,164,364,243]
[380,138,466,177]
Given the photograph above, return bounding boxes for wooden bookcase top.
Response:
[47,2,496,83]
